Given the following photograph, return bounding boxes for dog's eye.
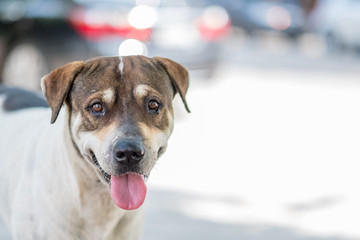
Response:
[91,103,103,113]
[148,100,160,113]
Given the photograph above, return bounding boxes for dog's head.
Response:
[41,56,189,210]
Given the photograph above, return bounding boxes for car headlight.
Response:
[118,39,148,56]
[266,7,292,31]
[128,5,158,29]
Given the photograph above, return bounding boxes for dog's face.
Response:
[41,56,189,210]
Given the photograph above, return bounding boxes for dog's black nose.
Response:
[113,139,145,166]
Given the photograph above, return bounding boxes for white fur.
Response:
[103,89,115,104]
[0,105,143,240]
[119,56,124,75]
[134,84,154,99]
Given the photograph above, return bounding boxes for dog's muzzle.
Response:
[90,138,148,210]
[109,138,147,210]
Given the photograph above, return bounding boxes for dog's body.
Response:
[0,56,189,240]
[0,105,137,239]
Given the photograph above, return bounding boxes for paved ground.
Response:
[144,35,360,240]
[2,33,360,240]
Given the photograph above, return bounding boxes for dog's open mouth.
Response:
[90,151,148,210]
[91,152,111,183]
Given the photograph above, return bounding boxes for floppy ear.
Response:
[41,61,84,123]
[153,56,190,113]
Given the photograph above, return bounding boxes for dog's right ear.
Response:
[153,56,190,113]
[41,61,84,124]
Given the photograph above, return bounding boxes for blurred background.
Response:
[1,0,360,239]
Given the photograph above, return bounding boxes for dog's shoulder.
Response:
[0,86,49,112]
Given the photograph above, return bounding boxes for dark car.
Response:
[0,0,230,90]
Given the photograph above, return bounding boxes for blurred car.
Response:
[309,0,360,51]
[221,0,305,37]
[0,0,230,90]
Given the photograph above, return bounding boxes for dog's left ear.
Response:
[41,61,84,124]
[153,56,190,113]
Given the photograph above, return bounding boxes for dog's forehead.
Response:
[72,56,172,98]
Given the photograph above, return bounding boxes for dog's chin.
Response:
[89,151,149,185]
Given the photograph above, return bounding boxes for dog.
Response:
[0,55,190,240]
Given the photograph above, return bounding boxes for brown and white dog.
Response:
[0,55,189,239]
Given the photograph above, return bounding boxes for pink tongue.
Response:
[110,173,147,210]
